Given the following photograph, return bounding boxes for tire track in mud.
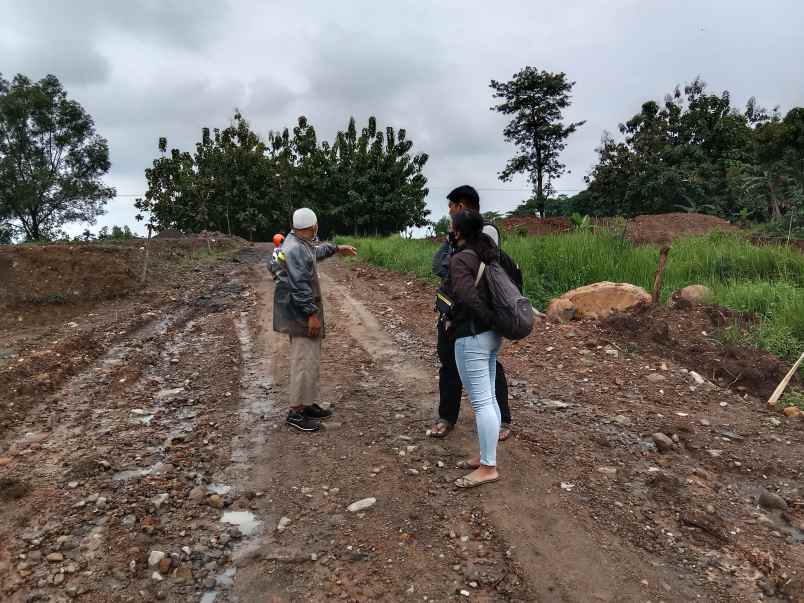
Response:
[0,271,251,601]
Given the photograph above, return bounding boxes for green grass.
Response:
[337,231,804,363]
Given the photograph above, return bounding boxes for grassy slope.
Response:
[338,232,804,362]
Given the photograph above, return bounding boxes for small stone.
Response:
[0,457,12,466]
[208,494,224,509]
[407,469,419,476]
[151,493,169,509]
[64,563,78,574]
[646,373,666,383]
[158,557,171,574]
[783,406,802,418]
[651,433,674,453]
[53,573,65,585]
[347,497,377,513]
[277,517,292,532]
[95,496,107,510]
[188,486,206,503]
[689,371,706,385]
[181,546,192,557]
[613,415,631,425]
[152,571,163,581]
[148,551,166,567]
[699,418,711,426]
[218,533,231,545]
[597,466,618,475]
[460,590,471,597]
[436,461,445,468]
[47,552,64,562]
[67,481,79,489]
[758,490,788,511]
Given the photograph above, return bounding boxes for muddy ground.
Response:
[1,242,803,602]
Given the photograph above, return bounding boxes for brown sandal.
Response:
[455,475,500,489]
[428,420,453,438]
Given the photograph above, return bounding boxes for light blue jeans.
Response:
[454,330,503,467]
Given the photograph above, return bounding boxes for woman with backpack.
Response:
[445,208,504,488]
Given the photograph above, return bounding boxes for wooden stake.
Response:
[141,224,153,285]
[651,246,671,304]
[767,351,804,407]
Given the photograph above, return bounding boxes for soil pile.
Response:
[599,303,797,399]
[0,245,139,305]
[626,212,739,245]
[500,216,572,235]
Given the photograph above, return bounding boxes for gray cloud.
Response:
[0,0,802,235]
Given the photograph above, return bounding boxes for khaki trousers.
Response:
[288,335,321,406]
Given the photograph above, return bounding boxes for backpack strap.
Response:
[474,262,486,288]
[461,248,486,288]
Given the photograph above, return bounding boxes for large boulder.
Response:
[546,298,576,323]
[550,282,651,320]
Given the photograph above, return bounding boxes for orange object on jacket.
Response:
[272,233,285,247]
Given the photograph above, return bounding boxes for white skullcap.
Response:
[482,224,499,246]
[293,208,318,230]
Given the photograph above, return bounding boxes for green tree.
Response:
[136,113,430,239]
[490,67,585,216]
[578,78,793,219]
[432,215,450,236]
[0,73,114,241]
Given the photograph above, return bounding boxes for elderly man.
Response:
[273,208,357,432]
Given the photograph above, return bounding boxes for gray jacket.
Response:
[272,232,337,337]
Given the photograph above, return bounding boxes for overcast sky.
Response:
[2,0,802,236]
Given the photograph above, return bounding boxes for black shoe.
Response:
[286,411,320,432]
[302,404,333,420]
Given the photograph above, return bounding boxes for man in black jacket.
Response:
[430,185,515,439]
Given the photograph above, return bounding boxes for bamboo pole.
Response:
[767,352,804,408]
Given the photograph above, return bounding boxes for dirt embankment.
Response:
[499,212,740,245]
[0,238,245,307]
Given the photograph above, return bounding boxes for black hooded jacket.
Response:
[444,233,499,339]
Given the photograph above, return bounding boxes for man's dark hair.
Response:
[447,185,480,211]
[452,209,484,242]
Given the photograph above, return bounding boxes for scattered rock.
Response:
[208,494,224,509]
[347,497,377,513]
[277,517,292,532]
[151,493,169,509]
[46,552,64,562]
[597,466,618,475]
[689,371,706,385]
[783,406,802,418]
[148,551,166,567]
[758,490,788,511]
[188,486,206,503]
[651,433,674,453]
[646,373,666,383]
[613,415,631,426]
[158,557,172,574]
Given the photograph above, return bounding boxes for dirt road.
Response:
[1,243,802,602]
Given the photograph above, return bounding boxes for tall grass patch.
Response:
[338,232,804,362]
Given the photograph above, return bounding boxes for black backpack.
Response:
[473,257,534,340]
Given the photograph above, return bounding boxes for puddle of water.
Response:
[112,461,163,481]
[220,511,260,536]
[207,483,231,495]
